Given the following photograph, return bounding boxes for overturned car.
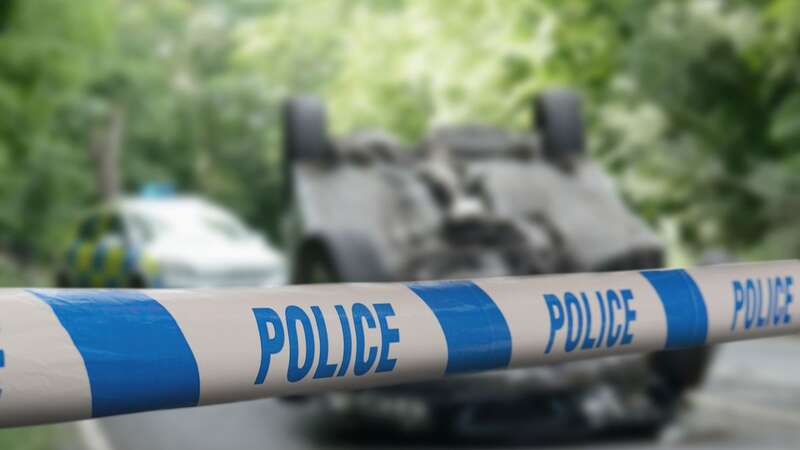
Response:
[282,90,712,440]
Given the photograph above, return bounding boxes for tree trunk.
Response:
[89,106,125,201]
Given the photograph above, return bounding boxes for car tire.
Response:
[534,89,585,161]
[293,232,391,284]
[293,243,340,284]
[128,274,147,289]
[649,346,714,392]
[285,233,389,407]
[283,95,332,163]
[55,271,71,288]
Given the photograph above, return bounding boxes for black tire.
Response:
[293,232,391,284]
[128,273,147,289]
[283,95,332,163]
[534,89,585,160]
[294,243,340,284]
[649,346,714,392]
[56,271,71,288]
[284,233,389,406]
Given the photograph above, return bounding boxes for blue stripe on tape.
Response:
[30,289,200,417]
[407,280,512,374]
[640,269,708,349]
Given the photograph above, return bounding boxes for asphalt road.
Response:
[86,336,800,450]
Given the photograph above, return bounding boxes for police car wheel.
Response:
[283,95,332,162]
[128,274,147,289]
[55,271,71,288]
[535,89,585,160]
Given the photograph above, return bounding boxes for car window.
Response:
[130,203,254,244]
[202,214,248,241]
[127,213,155,244]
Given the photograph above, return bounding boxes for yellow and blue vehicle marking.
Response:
[61,213,162,288]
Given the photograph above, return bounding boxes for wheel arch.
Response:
[292,231,392,284]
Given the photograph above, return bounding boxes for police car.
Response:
[56,193,285,289]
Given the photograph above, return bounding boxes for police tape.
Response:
[0,260,797,427]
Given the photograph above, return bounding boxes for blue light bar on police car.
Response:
[0,260,797,427]
[138,182,176,198]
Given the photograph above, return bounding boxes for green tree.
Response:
[2,0,799,282]
[595,1,800,259]
[0,0,112,260]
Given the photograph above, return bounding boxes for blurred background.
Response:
[1,0,800,449]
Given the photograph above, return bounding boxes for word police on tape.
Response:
[0,261,797,427]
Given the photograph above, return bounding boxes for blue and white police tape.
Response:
[0,260,797,427]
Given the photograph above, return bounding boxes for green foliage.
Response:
[595,1,800,259]
[0,0,111,259]
[1,0,799,278]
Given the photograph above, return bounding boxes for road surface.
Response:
[86,336,800,449]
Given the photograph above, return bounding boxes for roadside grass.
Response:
[0,253,51,287]
[0,426,63,450]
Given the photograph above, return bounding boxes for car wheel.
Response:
[649,346,714,392]
[128,274,147,289]
[55,271,71,288]
[293,233,391,284]
[283,95,332,163]
[535,89,585,161]
[295,244,340,284]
